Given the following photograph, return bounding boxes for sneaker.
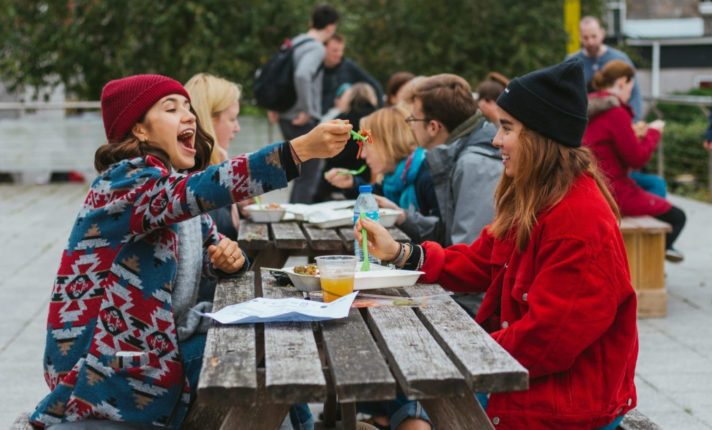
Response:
[665,248,684,263]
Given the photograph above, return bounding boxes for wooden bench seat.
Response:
[619,216,671,318]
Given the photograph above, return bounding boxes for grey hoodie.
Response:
[399,113,501,246]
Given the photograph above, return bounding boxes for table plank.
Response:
[238,222,270,250]
[405,284,529,393]
[198,273,257,402]
[366,305,467,399]
[321,309,396,402]
[337,227,355,253]
[302,224,344,251]
[387,227,410,242]
[271,222,307,250]
[261,270,326,402]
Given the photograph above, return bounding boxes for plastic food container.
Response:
[281,264,423,293]
[378,208,401,228]
[246,204,286,223]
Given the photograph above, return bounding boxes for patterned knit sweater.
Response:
[31,142,295,428]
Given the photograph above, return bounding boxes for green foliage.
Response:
[646,87,712,123]
[650,118,710,199]
[1,0,604,100]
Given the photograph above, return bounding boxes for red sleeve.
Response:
[419,227,494,293]
[607,108,661,169]
[490,237,618,378]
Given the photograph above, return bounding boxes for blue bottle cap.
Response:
[358,184,373,193]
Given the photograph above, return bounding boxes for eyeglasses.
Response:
[405,114,429,123]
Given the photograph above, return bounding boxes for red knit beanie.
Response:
[101,74,190,143]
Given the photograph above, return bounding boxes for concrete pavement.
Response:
[1,186,710,429]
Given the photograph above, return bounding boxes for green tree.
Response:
[1,0,603,100]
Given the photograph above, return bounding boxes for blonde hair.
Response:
[490,127,619,250]
[184,73,242,165]
[359,105,418,167]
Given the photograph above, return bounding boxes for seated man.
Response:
[399,74,501,247]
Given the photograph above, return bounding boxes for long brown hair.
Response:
[94,108,214,173]
[489,127,619,250]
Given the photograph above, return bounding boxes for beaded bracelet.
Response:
[394,242,413,268]
[391,242,406,266]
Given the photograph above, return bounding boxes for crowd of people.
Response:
[28,4,703,430]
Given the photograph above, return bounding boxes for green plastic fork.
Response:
[336,164,367,176]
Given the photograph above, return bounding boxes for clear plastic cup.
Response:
[315,255,357,302]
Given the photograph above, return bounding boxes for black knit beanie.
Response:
[496,59,588,148]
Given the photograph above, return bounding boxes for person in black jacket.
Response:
[315,83,378,201]
[321,33,384,114]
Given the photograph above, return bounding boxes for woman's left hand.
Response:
[208,238,246,273]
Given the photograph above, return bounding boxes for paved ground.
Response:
[0,184,710,429]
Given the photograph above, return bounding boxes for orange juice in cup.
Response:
[315,255,357,302]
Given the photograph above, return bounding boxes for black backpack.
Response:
[253,38,314,112]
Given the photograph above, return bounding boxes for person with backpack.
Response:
[262,4,340,204]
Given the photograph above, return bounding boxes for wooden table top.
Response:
[196,270,528,429]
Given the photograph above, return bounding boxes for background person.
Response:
[324,105,439,223]
[384,71,415,106]
[475,72,509,126]
[185,73,242,241]
[315,82,378,201]
[404,74,500,247]
[355,59,638,430]
[569,15,643,121]
[278,4,340,203]
[584,60,686,262]
[321,33,384,115]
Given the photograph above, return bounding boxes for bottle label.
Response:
[353,210,379,223]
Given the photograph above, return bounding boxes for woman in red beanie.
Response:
[30,74,351,429]
[355,60,638,430]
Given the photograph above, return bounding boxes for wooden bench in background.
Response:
[620,216,672,318]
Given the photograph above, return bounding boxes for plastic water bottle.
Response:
[353,185,381,265]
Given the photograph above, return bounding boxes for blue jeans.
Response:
[631,171,667,198]
[359,394,432,429]
[289,403,315,430]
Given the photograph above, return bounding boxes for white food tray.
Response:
[279,264,423,292]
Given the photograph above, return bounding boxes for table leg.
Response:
[220,402,290,430]
[340,402,357,430]
[421,395,494,430]
[321,365,338,427]
[182,400,231,430]
[251,244,289,288]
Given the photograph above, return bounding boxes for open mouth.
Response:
[501,154,510,162]
[178,129,196,153]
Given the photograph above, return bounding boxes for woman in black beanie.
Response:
[356,59,638,430]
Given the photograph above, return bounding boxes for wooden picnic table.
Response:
[185,266,529,430]
[237,219,411,276]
